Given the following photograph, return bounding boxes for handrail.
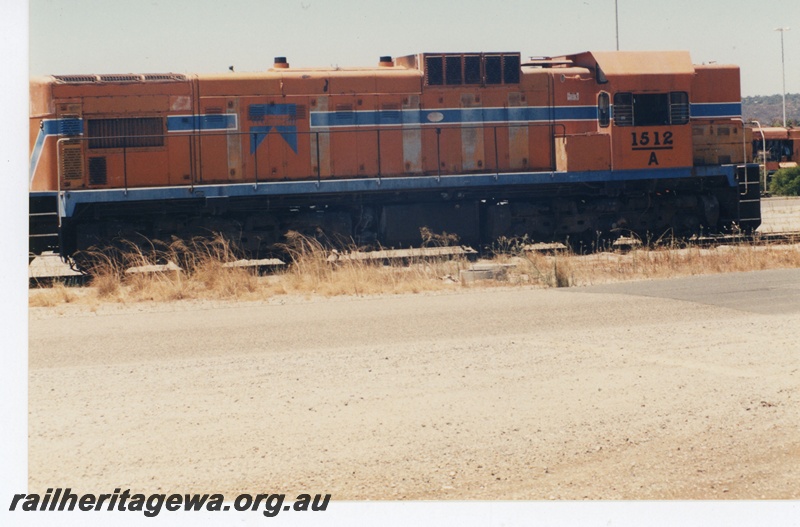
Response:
[55,138,66,227]
[65,122,557,142]
[123,144,128,195]
[252,131,259,189]
[58,121,573,191]
[493,126,499,179]
[435,127,441,182]
[750,120,767,195]
[315,131,321,185]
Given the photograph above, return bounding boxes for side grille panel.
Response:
[60,142,84,181]
[88,157,107,186]
[87,117,164,149]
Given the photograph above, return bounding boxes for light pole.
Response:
[615,0,619,51]
[775,27,790,127]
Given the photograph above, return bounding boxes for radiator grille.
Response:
[143,73,187,82]
[99,74,142,82]
[54,74,98,83]
[54,73,186,84]
[424,53,520,86]
[425,55,444,86]
[88,117,164,149]
[502,54,521,84]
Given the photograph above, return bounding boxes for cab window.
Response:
[613,91,689,126]
[598,92,610,127]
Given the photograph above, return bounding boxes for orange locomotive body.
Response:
[29,50,760,259]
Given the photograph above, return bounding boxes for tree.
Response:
[769,166,800,196]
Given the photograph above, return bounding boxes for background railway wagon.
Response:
[749,126,800,174]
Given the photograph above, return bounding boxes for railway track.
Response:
[693,230,800,247]
[606,230,800,251]
[28,245,477,287]
[29,231,800,288]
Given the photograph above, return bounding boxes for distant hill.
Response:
[742,93,800,126]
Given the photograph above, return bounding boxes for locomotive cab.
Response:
[550,51,698,172]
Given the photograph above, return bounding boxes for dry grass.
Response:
[28,232,800,308]
[28,282,79,307]
[39,236,266,305]
[276,231,465,297]
[565,243,800,286]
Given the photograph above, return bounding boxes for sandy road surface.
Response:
[28,269,800,500]
[759,196,800,233]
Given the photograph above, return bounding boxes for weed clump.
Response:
[280,231,466,296]
[65,235,262,303]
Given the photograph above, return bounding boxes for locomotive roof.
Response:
[43,67,422,84]
[198,66,421,80]
[576,51,694,75]
[31,51,720,93]
[38,50,707,86]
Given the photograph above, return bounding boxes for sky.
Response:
[27,0,800,97]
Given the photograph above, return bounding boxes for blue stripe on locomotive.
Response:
[29,119,84,185]
[689,102,742,118]
[308,103,740,128]
[30,102,742,188]
[308,106,597,128]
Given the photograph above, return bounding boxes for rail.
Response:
[29,230,800,286]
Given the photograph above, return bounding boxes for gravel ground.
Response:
[759,196,800,233]
[28,272,800,500]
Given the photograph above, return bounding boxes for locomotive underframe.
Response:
[39,165,760,263]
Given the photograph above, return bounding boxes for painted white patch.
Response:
[427,111,444,123]
[170,95,192,111]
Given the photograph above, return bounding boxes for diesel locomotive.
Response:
[29,50,761,261]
